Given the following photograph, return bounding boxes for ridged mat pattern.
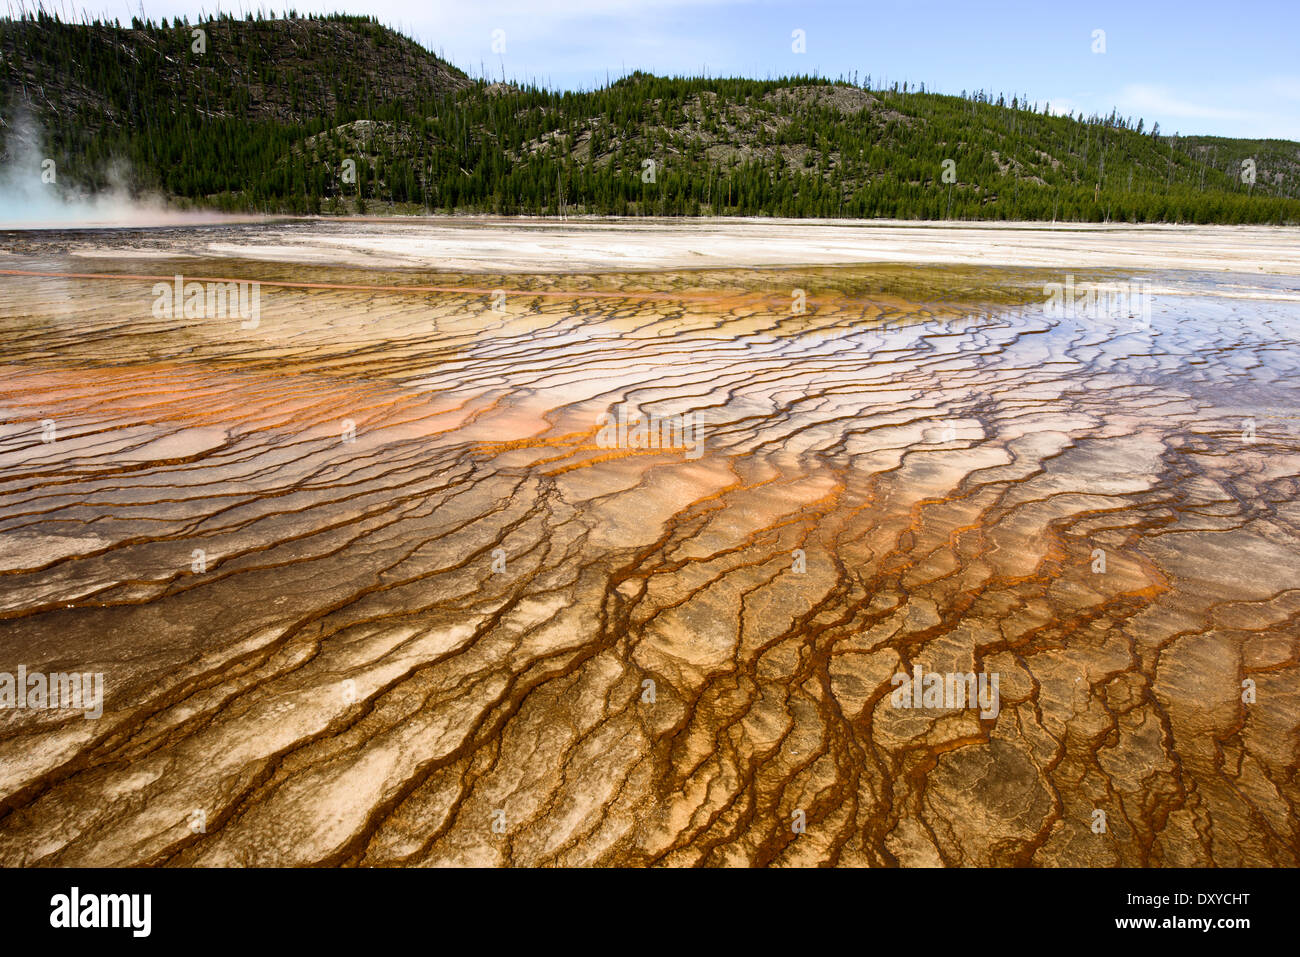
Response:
[0,259,1296,866]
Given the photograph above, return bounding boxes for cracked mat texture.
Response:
[0,255,1297,866]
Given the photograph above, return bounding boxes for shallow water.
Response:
[0,242,1297,866]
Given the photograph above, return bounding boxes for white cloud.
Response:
[1031,97,1081,118]
[1117,84,1244,122]
[1113,82,1299,139]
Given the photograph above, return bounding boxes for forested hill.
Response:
[3,12,1299,223]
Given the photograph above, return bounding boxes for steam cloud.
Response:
[0,112,260,229]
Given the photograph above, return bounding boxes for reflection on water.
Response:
[0,251,1297,867]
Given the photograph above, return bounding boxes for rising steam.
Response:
[0,112,260,228]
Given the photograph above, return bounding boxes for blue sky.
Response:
[55,0,1300,139]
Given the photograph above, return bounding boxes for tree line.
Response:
[3,14,1298,223]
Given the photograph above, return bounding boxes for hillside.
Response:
[1,13,471,126]
[3,12,1299,223]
